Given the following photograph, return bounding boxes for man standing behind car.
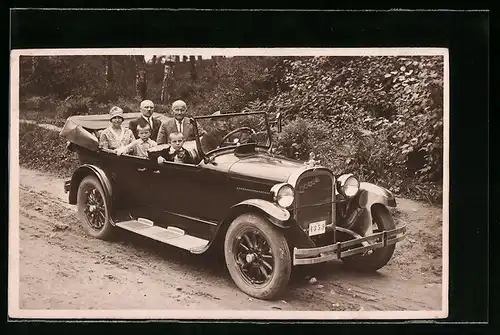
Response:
[156,100,196,144]
[129,100,162,141]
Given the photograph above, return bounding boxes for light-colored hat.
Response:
[109,106,124,120]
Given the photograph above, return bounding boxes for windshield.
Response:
[194,112,272,156]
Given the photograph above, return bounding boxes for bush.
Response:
[268,57,442,152]
[19,122,80,177]
[55,95,93,119]
[272,116,442,205]
[274,117,329,160]
[20,95,57,111]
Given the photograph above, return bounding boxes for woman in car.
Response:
[99,106,135,151]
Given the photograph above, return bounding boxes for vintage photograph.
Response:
[9,48,448,319]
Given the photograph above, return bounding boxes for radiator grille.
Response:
[294,173,335,231]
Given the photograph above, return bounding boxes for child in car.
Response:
[157,132,195,164]
[115,124,157,158]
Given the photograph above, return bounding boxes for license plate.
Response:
[308,220,326,236]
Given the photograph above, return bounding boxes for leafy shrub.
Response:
[274,117,330,160]
[264,56,443,204]
[19,122,80,177]
[20,95,57,111]
[273,116,441,204]
[55,95,93,119]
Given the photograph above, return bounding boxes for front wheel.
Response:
[341,204,396,271]
[224,213,291,300]
[77,175,115,240]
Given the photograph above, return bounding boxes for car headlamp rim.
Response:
[337,173,360,198]
[270,183,295,208]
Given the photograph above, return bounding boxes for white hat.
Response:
[109,106,124,120]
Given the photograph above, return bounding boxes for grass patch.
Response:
[19,122,79,178]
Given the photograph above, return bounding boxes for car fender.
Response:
[229,199,291,228]
[198,199,292,254]
[348,182,397,236]
[68,164,114,209]
[359,182,397,208]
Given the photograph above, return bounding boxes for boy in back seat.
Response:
[115,124,157,158]
[156,132,195,164]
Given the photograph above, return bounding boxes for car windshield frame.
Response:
[192,111,273,157]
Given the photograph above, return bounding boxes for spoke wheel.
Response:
[224,213,291,300]
[234,229,275,286]
[77,175,115,240]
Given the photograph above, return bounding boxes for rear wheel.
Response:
[341,204,396,271]
[77,175,115,240]
[224,213,291,300]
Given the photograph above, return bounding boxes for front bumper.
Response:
[293,225,407,265]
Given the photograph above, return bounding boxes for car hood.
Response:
[228,153,305,183]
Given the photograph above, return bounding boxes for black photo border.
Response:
[7,7,490,333]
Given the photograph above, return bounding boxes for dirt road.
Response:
[14,168,444,314]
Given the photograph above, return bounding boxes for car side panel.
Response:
[146,161,216,240]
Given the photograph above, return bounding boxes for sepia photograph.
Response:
[9,48,448,320]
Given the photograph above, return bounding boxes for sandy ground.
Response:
[13,167,444,315]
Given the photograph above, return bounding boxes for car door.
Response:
[111,153,164,220]
[147,160,216,238]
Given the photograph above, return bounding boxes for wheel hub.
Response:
[246,253,257,264]
[234,230,275,285]
[83,186,105,231]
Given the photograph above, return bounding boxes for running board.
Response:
[115,220,209,253]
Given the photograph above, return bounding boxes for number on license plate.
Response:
[308,220,326,236]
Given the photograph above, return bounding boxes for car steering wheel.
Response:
[218,127,256,147]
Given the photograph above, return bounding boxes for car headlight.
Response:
[270,183,295,208]
[337,174,360,198]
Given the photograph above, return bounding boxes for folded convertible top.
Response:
[60,112,164,151]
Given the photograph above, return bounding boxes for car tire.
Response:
[224,213,291,300]
[341,204,396,271]
[77,175,114,240]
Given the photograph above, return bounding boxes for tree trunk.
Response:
[160,60,175,104]
[30,56,38,77]
[105,56,114,88]
[189,55,197,80]
[134,55,147,100]
[211,56,219,80]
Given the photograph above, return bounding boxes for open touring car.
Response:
[61,110,407,300]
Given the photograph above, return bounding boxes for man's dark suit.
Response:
[156,117,196,145]
[129,115,162,141]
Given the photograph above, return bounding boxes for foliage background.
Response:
[18,55,444,204]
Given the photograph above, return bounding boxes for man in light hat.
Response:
[156,100,196,145]
[129,100,162,141]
